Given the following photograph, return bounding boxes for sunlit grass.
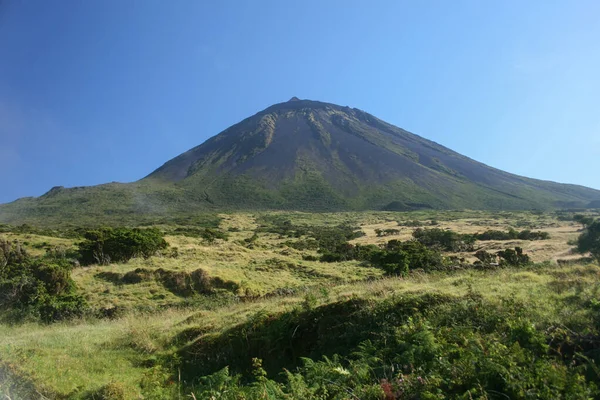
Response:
[1,210,598,398]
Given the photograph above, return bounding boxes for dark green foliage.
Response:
[473,247,532,268]
[257,218,364,255]
[576,220,600,263]
[516,229,550,240]
[475,228,519,240]
[574,214,595,228]
[398,220,424,227]
[78,227,168,265]
[497,247,531,267]
[319,243,380,263]
[0,241,87,322]
[171,227,229,243]
[374,228,400,237]
[471,228,550,241]
[474,250,497,264]
[182,292,599,399]
[371,240,445,275]
[0,239,28,269]
[283,239,319,251]
[412,228,475,252]
[180,293,451,380]
[0,224,81,239]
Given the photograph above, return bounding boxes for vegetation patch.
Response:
[79,227,168,265]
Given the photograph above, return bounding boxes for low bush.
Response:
[576,219,600,263]
[172,227,229,243]
[370,240,444,275]
[475,228,550,241]
[78,227,168,265]
[412,228,475,252]
[474,247,531,268]
[0,240,88,322]
[374,228,400,237]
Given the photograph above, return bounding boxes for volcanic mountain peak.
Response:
[1,98,599,225]
[143,98,599,212]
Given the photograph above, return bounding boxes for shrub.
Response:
[171,227,229,243]
[398,220,423,227]
[576,220,600,263]
[370,240,444,275]
[0,239,28,270]
[574,214,595,228]
[284,239,319,251]
[375,228,400,237]
[412,228,475,252]
[475,229,518,241]
[474,229,549,241]
[78,227,168,265]
[516,229,550,240]
[199,228,229,244]
[497,247,530,267]
[474,250,497,264]
[0,254,88,323]
[319,243,380,263]
[256,218,364,254]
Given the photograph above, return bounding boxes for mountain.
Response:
[1,98,599,226]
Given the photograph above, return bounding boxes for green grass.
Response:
[2,262,599,398]
[1,210,599,398]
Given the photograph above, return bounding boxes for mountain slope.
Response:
[1,98,599,225]
[145,98,599,211]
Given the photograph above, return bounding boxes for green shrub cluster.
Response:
[257,218,364,254]
[475,228,550,241]
[318,231,533,274]
[0,223,81,238]
[412,228,475,252]
[183,292,599,399]
[576,219,600,263]
[369,240,445,275]
[78,227,168,265]
[0,239,87,323]
[412,228,549,251]
[171,227,229,243]
[374,228,400,237]
[574,214,595,228]
[397,220,424,227]
[475,247,531,267]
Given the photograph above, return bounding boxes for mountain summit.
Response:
[144,98,599,211]
[1,98,599,225]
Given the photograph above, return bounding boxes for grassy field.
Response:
[1,210,599,399]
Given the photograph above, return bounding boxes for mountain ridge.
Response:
[1,98,599,226]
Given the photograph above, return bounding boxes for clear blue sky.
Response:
[1,0,599,203]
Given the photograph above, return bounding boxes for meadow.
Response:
[1,209,599,399]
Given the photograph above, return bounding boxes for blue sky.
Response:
[1,0,599,203]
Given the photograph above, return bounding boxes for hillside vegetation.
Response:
[1,209,600,399]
